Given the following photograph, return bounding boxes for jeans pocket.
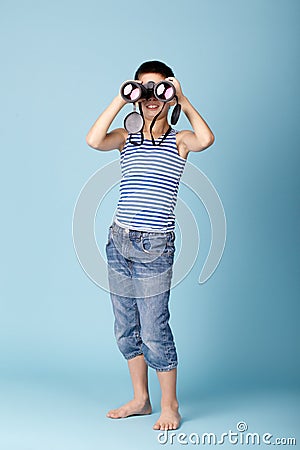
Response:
[141,235,167,255]
[141,237,150,253]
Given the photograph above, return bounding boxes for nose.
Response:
[145,91,155,100]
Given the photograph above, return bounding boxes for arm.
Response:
[86,94,128,151]
[167,78,215,153]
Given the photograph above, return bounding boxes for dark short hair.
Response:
[134,60,175,80]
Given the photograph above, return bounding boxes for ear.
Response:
[168,99,176,107]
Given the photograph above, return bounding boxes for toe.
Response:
[107,410,120,419]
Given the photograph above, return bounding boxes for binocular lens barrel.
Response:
[154,82,175,101]
[121,82,143,101]
[120,80,175,103]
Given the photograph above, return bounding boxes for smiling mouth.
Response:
[146,104,160,110]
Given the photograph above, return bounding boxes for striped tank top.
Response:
[114,128,187,232]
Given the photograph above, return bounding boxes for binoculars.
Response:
[120,79,181,140]
[120,80,176,103]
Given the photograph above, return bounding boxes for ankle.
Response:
[161,399,179,411]
[133,393,150,403]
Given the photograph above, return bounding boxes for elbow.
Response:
[201,133,215,151]
[86,137,91,148]
[208,133,215,147]
[86,134,93,147]
[86,134,99,149]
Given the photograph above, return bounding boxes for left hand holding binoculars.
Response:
[165,77,185,103]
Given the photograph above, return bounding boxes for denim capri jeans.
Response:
[105,220,178,371]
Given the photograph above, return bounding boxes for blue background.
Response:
[1,0,299,448]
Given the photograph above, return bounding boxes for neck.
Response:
[143,120,170,138]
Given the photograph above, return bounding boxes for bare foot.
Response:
[107,398,152,419]
[153,405,181,430]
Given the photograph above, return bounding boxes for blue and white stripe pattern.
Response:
[114,128,187,232]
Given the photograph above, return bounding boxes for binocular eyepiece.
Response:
[120,80,176,103]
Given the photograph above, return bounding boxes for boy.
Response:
[86,61,214,431]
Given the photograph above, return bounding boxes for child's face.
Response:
[138,72,170,121]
